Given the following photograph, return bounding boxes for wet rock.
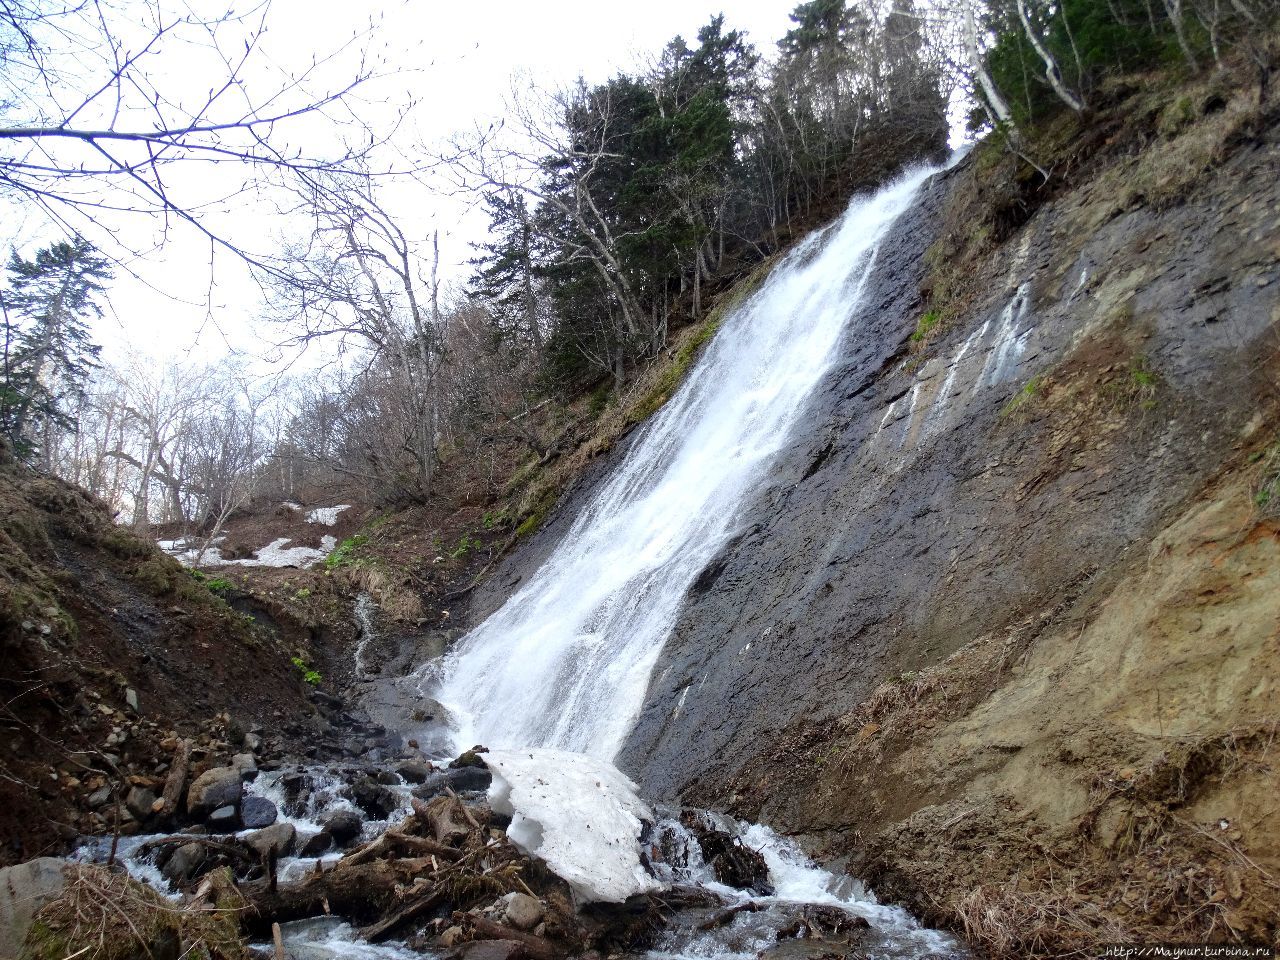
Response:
[244,822,296,859]
[0,857,67,957]
[396,760,432,783]
[680,813,772,894]
[446,939,526,960]
[240,795,278,829]
[299,829,332,856]
[449,748,488,769]
[161,841,207,882]
[350,776,397,819]
[775,904,870,939]
[186,766,242,816]
[495,891,544,931]
[232,753,258,780]
[207,805,239,831]
[125,785,157,822]
[321,809,363,846]
[412,766,492,800]
[374,769,400,786]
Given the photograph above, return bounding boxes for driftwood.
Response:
[361,889,444,942]
[240,856,435,935]
[343,828,464,867]
[696,900,766,931]
[160,739,192,817]
[459,912,561,960]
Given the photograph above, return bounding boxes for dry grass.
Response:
[25,864,247,960]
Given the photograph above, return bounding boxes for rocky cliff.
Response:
[481,65,1280,954]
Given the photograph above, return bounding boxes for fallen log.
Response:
[361,889,444,942]
[459,912,561,960]
[240,856,435,935]
[343,829,463,867]
[160,739,192,817]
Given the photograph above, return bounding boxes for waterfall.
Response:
[434,161,943,760]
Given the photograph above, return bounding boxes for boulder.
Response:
[243,822,296,859]
[161,841,206,883]
[240,796,278,829]
[321,809,363,846]
[412,766,491,801]
[396,760,432,783]
[125,785,157,822]
[0,857,67,958]
[495,891,544,931]
[349,777,397,820]
[231,753,258,780]
[186,766,242,816]
[207,805,239,831]
[449,749,488,770]
[298,829,332,857]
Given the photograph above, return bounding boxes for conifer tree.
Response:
[0,237,111,463]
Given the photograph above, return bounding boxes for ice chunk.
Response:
[483,748,667,903]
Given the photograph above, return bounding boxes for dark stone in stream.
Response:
[322,809,363,846]
[396,760,432,783]
[161,841,206,882]
[207,805,239,831]
[240,796,278,829]
[299,828,332,856]
[411,766,491,800]
[243,822,296,858]
[350,776,398,819]
[776,904,870,939]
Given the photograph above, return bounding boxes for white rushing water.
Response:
[434,161,943,759]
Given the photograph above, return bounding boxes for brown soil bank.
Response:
[600,59,1280,956]
[0,459,314,864]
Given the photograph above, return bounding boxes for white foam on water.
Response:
[433,161,946,761]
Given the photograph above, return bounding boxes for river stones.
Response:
[244,822,296,859]
[321,809,363,846]
[186,766,243,816]
[240,795,278,829]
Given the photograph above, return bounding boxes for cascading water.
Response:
[435,161,945,759]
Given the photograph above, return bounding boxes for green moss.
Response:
[132,557,176,594]
[630,314,724,425]
[515,511,545,539]
[324,534,368,570]
[910,310,942,343]
[1000,375,1046,420]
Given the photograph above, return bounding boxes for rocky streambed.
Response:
[0,614,963,960]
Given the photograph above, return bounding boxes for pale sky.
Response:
[14,0,801,367]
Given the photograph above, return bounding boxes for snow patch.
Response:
[483,748,667,903]
[306,505,351,526]
[157,535,336,568]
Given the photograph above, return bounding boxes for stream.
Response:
[74,159,968,958]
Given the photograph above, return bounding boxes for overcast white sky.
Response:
[45,0,801,367]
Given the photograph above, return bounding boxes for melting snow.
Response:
[158,535,336,568]
[306,505,351,526]
[484,748,667,903]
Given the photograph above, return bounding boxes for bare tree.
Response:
[0,0,413,275]
[268,170,443,501]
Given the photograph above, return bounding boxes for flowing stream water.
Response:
[81,161,966,959]
[433,162,946,760]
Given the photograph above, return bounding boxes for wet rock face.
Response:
[614,139,1280,805]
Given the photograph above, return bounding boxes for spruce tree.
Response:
[0,237,111,462]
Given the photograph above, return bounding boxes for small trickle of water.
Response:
[354,591,378,680]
